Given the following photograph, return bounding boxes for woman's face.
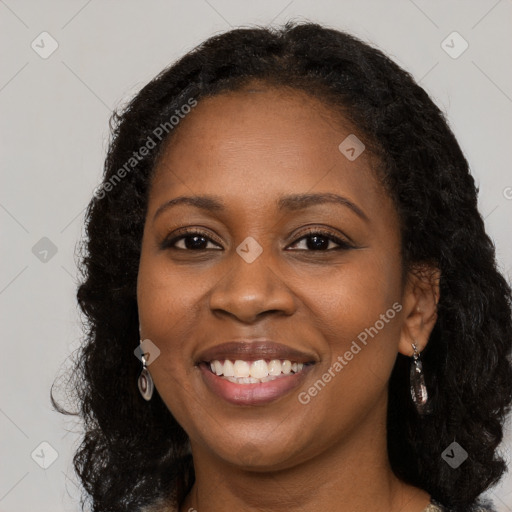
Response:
[137,85,422,469]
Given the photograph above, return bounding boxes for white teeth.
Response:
[212,360,223,375]
[268,359,282,375]
[223,359,235,377]
[233,360,250,378]
[281,360,292,374]
[227,376,260,384]
[208,358,306,382]
[250,360,268,379]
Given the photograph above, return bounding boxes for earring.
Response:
[138,353,154,401]
[410,342,432,415]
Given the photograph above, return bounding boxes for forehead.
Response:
[149,85,387,218]
[158,85,358,164]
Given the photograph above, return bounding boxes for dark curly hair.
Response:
[52,21,512,512]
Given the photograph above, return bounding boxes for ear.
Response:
[398,263,440,357]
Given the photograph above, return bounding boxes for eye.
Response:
[161,228,354,252]
[161,229,223,251]
[287,228,354,251]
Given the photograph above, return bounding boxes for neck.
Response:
[179,397,430,512]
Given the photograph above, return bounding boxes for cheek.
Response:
[136,258,202,424]
[305,248,403,380]
[136,252,198,373]
[137,236,210,331]
[293,262,402,442]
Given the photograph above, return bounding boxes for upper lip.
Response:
[196,340,317,364]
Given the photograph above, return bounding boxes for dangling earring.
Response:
[138,352,154,401]
[410,342,432,415]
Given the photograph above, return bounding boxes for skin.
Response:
[137,84,440,512]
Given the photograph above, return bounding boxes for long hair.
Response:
[52,22,512,512]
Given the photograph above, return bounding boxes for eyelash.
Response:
[161,227,354,252]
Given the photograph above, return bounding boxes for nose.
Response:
[208,243,297,323]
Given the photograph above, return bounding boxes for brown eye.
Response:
[161,230,223,251]
[288,229,354,251]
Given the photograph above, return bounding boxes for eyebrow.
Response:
[153,192,369,223]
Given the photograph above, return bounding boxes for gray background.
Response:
[1,1,511,511]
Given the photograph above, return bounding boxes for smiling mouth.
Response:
[202,358,314,384]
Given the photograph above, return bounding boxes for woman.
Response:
[54,22,512,512]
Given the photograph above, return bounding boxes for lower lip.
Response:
[199,363,314,405]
